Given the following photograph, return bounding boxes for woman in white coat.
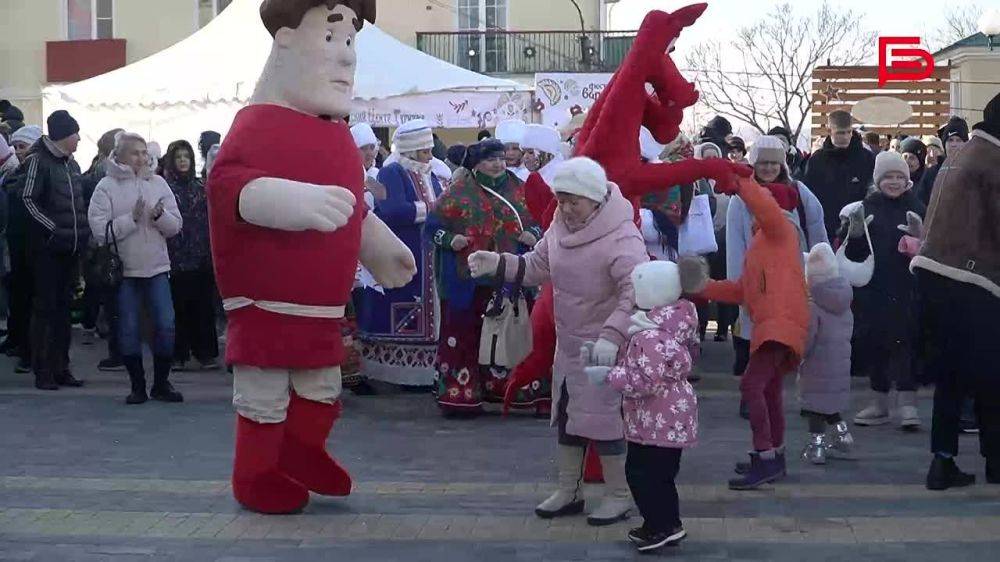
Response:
[89,132,183,405]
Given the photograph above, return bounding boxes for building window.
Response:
[199,0,233,28]
[457,0,508,73]
[67,0,114,40]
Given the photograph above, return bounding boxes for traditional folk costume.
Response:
[425,140,543,413]
[358,121,442,386]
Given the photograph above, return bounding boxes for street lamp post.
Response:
[979,9,1000,51]
[568,0,593,69]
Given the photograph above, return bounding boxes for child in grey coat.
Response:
[799,243,856,464]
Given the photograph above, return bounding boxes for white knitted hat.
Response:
[10,124,42,146]
[549,157,609,202]
[806,243,839,285]
[748,135,786,166]
[873,150,911,187]
[632,261,681,310]
[694,142,723,160]
[521,124,562,156]
[393,119,434,154]
[495,119,526,145]
[351,123,378,148]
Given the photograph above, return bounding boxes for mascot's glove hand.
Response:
[586,365,612,386]
[360,214,417,289]
[678,256,710,295]
[897,211,923,239]
[467,251,501,278]
[239,179,356,232]
[704,160,752,196]
[581,339,619,367]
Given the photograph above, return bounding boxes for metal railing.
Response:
[416,30,638,75]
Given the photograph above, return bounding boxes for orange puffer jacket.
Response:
[699,178,809,368]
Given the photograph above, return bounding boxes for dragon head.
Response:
[637,4,706,144]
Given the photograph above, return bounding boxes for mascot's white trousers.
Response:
[233,366,343,424]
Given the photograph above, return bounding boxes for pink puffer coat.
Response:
[607,300,700,448]
[503,183,649,440]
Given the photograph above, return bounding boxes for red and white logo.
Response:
[878,37,936,87]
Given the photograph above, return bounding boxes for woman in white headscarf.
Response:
[356,120,444,387]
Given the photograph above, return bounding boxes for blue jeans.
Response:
[117,273,175,358]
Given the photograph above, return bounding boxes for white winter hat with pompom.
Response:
[549,156,609,203]
[806,243,839,285]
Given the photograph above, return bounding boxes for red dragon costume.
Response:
[503,3,750,482]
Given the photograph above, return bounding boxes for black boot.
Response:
[123,356,148,405]
[150,356,183,403]
[55,370,85,387]
[987,459,1000,485]
[926,455,976,490]
[34,372,59,391]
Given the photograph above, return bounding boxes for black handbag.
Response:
[93,221,123,289]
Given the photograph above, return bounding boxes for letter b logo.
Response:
[878,37,935,87]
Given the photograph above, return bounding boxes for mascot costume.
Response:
[208,0,417,514]
[502,3,750,482]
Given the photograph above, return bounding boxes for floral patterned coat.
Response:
[607,300,700,448]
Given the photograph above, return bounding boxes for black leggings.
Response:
[626,443,682,534]
[802,410,843,433]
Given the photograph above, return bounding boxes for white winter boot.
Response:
[535,445,585,519]
[897,391,922,432]
[587,454,633,526]
[854,391,891,426]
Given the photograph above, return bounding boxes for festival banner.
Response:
[351,91,532,129]
[534,72,614,130]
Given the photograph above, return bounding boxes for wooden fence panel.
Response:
[810,65,951,138]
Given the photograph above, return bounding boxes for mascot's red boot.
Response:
[279,394,353,496]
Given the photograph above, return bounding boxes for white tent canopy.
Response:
[43,0,528,165]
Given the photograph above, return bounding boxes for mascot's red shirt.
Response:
[208,104,366,369]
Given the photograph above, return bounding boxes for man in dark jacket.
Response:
[803,110,875,242]
[19,110,91,390]
[913,93,1000,490]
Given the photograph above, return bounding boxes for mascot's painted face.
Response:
[273,4,360,118]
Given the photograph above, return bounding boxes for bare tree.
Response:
[927,4,985,52]
[685,1,874,141]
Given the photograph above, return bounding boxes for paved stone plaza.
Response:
[1,329,998,561]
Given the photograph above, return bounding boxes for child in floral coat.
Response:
[588,260,699,553]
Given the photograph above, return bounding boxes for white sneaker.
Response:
[899,405,921,431]
[854,392,890,426]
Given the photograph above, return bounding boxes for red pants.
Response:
[741,342,794,452]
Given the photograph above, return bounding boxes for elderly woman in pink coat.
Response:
[469,157,649,526]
